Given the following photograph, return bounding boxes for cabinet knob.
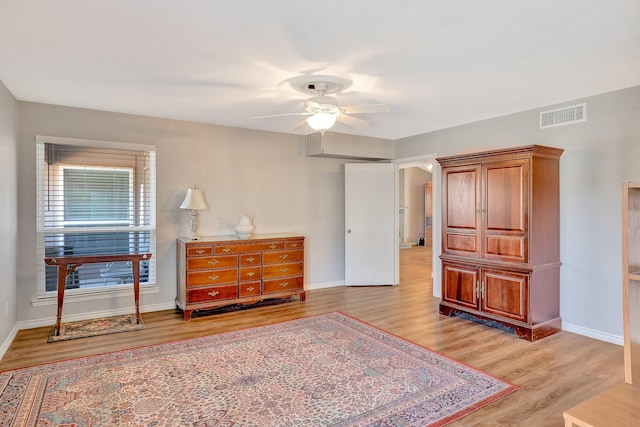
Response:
[196,249,205,255]
[222,247,231,253]
[290,243,298,248]
[247,257,255,262]
[280,267,288,273]
[247,272,255,277]
[208,260,219,266]
[246,286,255,292]
[269,244,277,249]
[279,254,288,259]
[208,291,220,298]
[279,282,289,288]
[208,275,220,281]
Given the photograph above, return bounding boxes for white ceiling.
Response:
[1,1,639,140]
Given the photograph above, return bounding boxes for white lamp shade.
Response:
[180,188,208,210]
[307,113,337,131]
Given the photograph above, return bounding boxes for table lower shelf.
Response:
[563,382,640,426]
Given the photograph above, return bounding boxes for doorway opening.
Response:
[395,154,439,298]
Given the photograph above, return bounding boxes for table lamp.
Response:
[180,186,208,240]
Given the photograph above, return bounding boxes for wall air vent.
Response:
[540,103,586,129]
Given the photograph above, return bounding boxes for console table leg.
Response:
[55,266,67,336]
[132,262,141,324]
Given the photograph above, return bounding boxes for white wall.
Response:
[0,81,18,355]
[16,102,348,326]
[395,85,640,343]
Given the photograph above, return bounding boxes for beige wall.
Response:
[0,81,18,352]
[6,84,640,346]
[16,102,349,326]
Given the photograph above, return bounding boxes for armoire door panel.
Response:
[444,167,479,230]
[445,233,478,256]
[482,269,528,322]
[484,162,527,232]
[484,235,526,262]
[442,263,479,310]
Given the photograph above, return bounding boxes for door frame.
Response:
[393,153,442,298]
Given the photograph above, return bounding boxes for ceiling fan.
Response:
[252,79,390,133]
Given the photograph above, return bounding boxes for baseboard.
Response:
[0,323,19,361]
[17,302,177,331]
[306,280,345,290]
[562,322,623,346]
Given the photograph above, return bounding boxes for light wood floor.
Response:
[1,246,624,426]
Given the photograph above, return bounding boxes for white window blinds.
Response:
[36,137,156,293]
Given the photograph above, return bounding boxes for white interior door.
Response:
[345,163,399,286]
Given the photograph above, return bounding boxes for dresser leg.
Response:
[299,291,306,302]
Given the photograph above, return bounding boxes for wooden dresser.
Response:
[438,145,563,341]
[176,234,305,320]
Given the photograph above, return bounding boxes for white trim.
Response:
[36,135,156,152]
[562,322,623,346]
[306,280,345,290]
[31,284,160,307]
[18,302,176,331]
[0,323,19,361]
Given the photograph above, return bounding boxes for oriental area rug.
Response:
[47,314,145,343]
[1,312,517,427]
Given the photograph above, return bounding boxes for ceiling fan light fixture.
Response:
[307,113,337,132]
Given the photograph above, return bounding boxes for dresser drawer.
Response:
[263,262,303,279]
[263,250,303,264]
[187,255,237,271]
[240,266,261,282]
[187,245,214,257]
[239,281,261,297]
[263,276,303,294]
[214,241,283,255]
[240,253,261,266]
[188,285,238,303]
[187,268,238,287]
[284,240,304,250]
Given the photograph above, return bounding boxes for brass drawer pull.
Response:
[196,249,205,255]
[222,247,231,253]
[208,275,220,281]
[269,244,277,249]
[208,291,220,298]
[247,257,255,262]
[208,260,219,266]
[290,243,298,248]
[246,272,255,277]
[279,254,288,259]
[246,286,255,292]
[279,282,289,288]
[280,267,288,273]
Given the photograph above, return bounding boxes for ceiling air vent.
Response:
[540,103,586,129]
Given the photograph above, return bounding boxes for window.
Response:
[36,136,156,293]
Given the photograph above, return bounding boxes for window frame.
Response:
[35,135,157,298]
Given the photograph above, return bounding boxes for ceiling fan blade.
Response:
[337,114,369,127]
[292,118,309,130]
[341,104,391,114]
[251,112,310,119]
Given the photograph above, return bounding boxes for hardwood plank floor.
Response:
[1,246,624,426]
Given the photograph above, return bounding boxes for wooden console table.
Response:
[44,253,152,336]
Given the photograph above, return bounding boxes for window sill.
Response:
[31,283,160,307]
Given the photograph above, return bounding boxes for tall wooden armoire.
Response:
[437,145,563,341]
